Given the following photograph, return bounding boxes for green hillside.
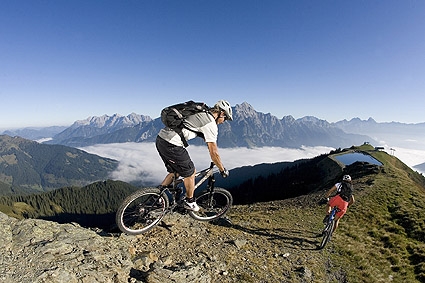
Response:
[328,146,425,282]
[0,135,118,194]
[0,180,138,229]
[214,144,425,282]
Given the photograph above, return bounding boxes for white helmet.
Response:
[343,175,351,182]
[215,100,233,121]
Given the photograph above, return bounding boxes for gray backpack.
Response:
[160,101,210,147]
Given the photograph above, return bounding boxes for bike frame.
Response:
[156,162,217,208]
[175,162,215,188]
[116,162,232,235]
[319,206,341,249]
[328,206,338,224]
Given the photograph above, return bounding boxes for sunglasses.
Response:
[219,112,228,120]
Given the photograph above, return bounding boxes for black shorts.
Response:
[156,136,195,178]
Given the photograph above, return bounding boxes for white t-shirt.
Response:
[158,112,218,147]
[335,182,343,192]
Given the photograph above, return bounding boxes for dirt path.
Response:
[123,196,344,283]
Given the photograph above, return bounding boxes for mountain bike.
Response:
[115,162,233,235]
[319,206,340,249]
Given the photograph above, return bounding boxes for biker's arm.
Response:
[325,185,337,198]
[348,195,355,206]
[207,142,225,172]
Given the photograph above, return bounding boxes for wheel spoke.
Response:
[189,188,232,221]
[116,188,168,235]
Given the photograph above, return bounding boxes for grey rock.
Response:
[0,212,132,283]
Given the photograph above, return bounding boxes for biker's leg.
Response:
[183,170,196,200]
[332,196,348,232]
[182,170,199,211]
[160,172,176,187]
[333,217,341,232]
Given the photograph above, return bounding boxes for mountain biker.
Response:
[156,100,232,212]
[323,174,355,232]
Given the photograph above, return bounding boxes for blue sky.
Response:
[1,1,424,129]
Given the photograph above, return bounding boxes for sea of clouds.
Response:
[80,142,425,185]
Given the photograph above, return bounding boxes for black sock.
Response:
[186,197,195,203]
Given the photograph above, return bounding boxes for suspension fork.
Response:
[205,173,216,205]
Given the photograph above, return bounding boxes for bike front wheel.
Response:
[189,187,233,221]
[115,187,169,235]
[319,220,336,249]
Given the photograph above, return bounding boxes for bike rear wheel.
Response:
[115,187,169,235]
[189,187,233,221]
[319,220,336,249]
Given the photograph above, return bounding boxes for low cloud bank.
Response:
[389,147,425,174]
[81,143,425,184]
[80,143,334,184]
[376,140,425,174]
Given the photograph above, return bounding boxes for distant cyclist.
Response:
[323,175,355,232]
[156,100,232,212]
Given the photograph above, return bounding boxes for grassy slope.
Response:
[224,144,425,282]
[329,146,425,282]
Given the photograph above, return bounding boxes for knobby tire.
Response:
[319,219,336,249]
[115,187,169,235]
[189,187,233,221]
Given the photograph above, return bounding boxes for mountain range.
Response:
[5,102,424,151]
[2,126,68,141]
[37,102,372,148]
[334,117,425,149]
